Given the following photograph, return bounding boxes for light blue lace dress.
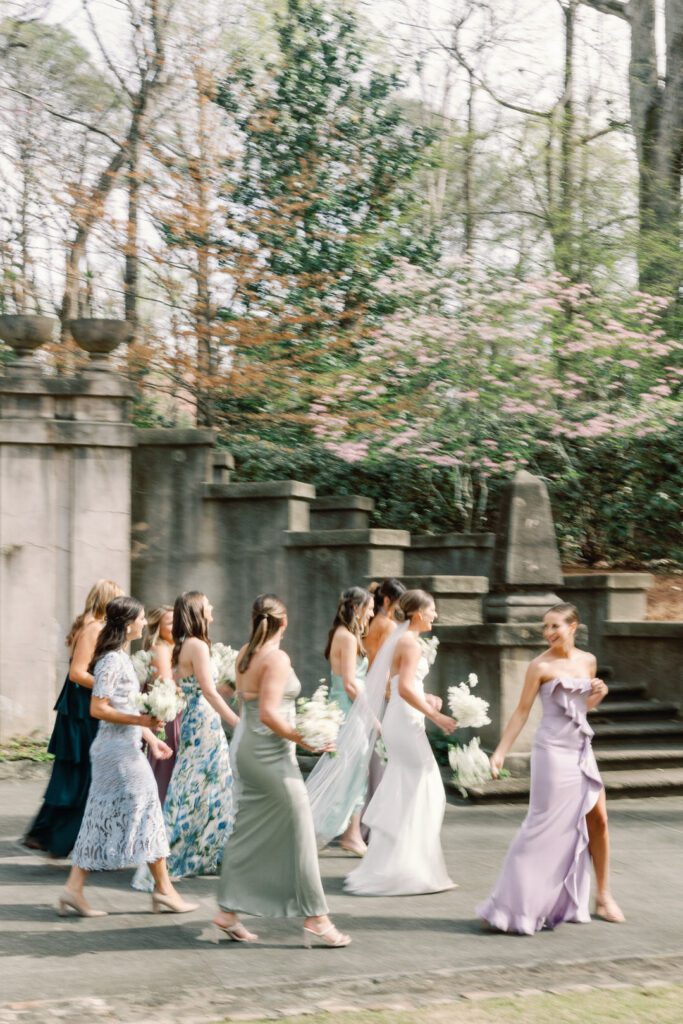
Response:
[71,650,169,871]
[133,671,235,890]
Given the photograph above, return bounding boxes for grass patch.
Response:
[223,985,681,1024]
[0,733,52,762]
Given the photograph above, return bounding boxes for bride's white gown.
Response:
[344,654,455,896]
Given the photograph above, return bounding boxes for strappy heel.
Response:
[56,888,107,918]
[212,920,259,943]
[595,894,625,923]
[303,923,351,948]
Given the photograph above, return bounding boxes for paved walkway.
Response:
[0,778,682,1022]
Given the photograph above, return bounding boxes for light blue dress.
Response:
[72,650,169,871]
[133,672,235,890]
[329,653,369,819]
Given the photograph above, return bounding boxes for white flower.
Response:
[135,677,186,735]
[296,684,345,751]
[448,737,492,797]
[131,649,153,686]
[447,680,491,729]
[210,642,239,685]
[419,636,440,666]
[468,673,479,688]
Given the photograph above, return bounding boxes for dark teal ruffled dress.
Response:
[23,674,99,857]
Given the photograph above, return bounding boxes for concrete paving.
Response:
[0,778,682,1022]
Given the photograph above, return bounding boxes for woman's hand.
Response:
[150,739,173,760]
[425,694,442,712]
[490,751,505,779]
[590,677,608,702]
[433,711,458,735]
[138,714,163,732]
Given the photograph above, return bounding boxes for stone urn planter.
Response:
[69,319,134,368]
[0,315,56,365]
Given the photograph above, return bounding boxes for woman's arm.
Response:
[258,651,300,743]
[336,629,361,701]
[490,661,543,775]
[150,643,173,682]
[397,640,457,735]
[69,621,102,689]
[586,655,608,710]
[191,639,239,728]
[90,695,159,731]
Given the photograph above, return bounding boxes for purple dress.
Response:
[477,677,603,935]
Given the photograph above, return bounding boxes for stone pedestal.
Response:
[0,368,134,740]
[559,573,653,666]
[405,532,494,577]
[310,495,374,531]
[285,528,410,692]
[485,470,563,622]
[397,575,487,624]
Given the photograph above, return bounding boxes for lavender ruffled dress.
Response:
[477,677,603,935]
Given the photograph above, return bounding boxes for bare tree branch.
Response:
[5,87,121,146]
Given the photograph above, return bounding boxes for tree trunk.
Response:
[124,115,141,334]
[463,68,476,256]
[193,74,214,427]
[557,0,577,279]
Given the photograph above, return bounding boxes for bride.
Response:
[344,589,458,896]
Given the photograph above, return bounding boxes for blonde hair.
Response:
[238,594,287,673]
[545,602,580,625]
[399,589,434,621]
[143,605,173,651]
[66,578,123,648]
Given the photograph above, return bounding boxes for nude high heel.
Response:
[303,923,351,948]
[595,894,626,923]
[151,891,199,914]
[56,888,107,918]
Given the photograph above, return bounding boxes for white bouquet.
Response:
[131,649,153,687]
[211,642,239,687]
[447,674,491,729]
[134,677,186,737]
[296,684,345,753]
[419,635,440,666]
[448,737,493,797]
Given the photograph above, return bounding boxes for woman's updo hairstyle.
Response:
[369,578,406,614]
[324,586,373,660]
[89,595,143,671]
[398,589,434,622]
[143,604,173,651]
[545,602,580,625]
[238,594,287,673]
[172,591,211,667]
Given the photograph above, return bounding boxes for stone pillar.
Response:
[405,532,495,577]
[485,470,563,622]
[559,573,653,667]
[397,575,488,625]
[0,320,134,740]
[310,495,374,530]
[285,528,410,692]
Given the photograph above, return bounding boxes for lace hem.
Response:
[72,793,169,871]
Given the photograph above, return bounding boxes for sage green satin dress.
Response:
[217,671,328,918]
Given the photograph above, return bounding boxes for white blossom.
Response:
[448,737,492,797]
[296,684,345,752]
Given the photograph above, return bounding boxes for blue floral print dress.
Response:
[132,672,235,890]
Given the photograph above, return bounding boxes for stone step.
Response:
[596,747,683,770]
[591,699,680,720]
[603,681,648,699]
[592,720,683,743]
[449,767,683,802]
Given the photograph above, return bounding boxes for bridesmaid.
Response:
[24,579,123,857]
[365,578,406,666]
[477,602,625,935]
[60,596,198,916]
[361,578,405,841]
[215,594,350,948]
[326,586,374,856]
[134,591,238,889]
[142,605,178,805]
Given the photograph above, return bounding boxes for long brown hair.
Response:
[143,604,174,651]
[172,591,211,667]
[237,594,286,674]
[324,587,372,660]
[66,579,123,648]
[89,596,143,672]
